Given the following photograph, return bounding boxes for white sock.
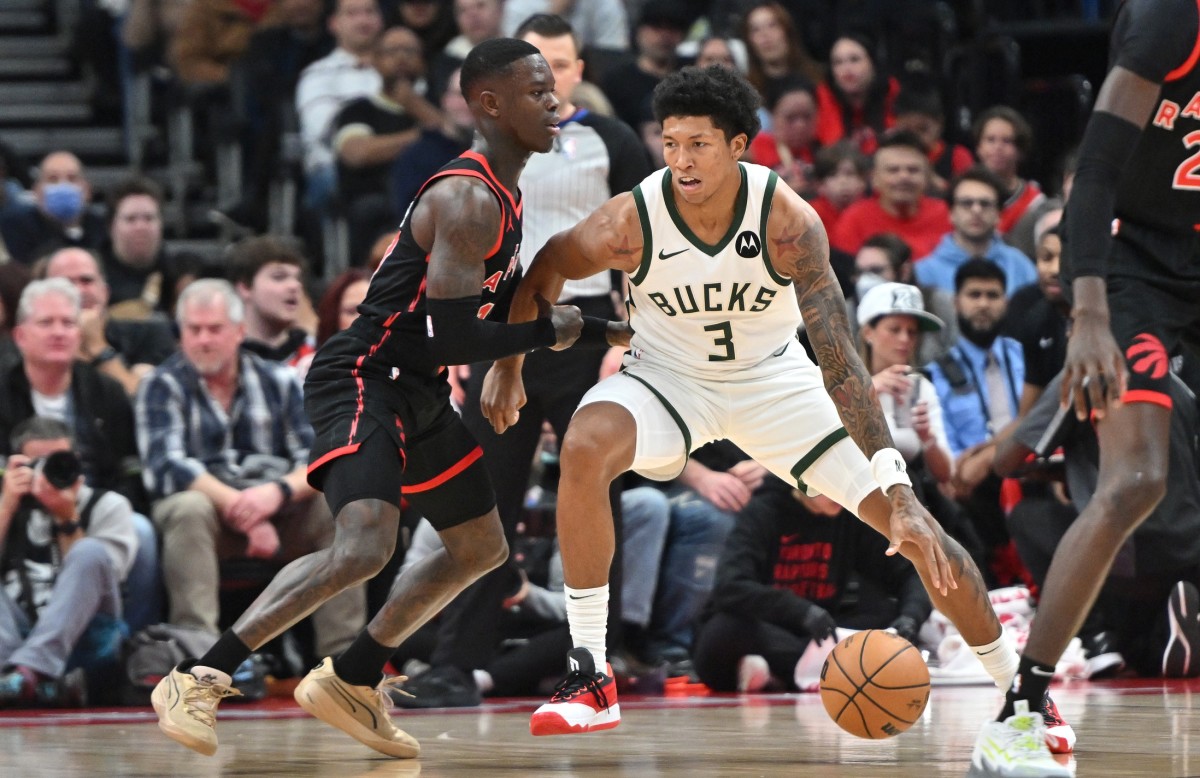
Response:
[971,634,1019,690]
[472,669,493,694]
[565,583,609,670]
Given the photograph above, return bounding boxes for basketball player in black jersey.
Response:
[151,38,590,760]
[970,1,1200,775]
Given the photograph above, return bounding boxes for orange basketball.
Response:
[819,629,930,739]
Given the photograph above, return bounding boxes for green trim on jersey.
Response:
[661,165,749,256]
[630,184,654,286]
[789,427,849,491]
[759,171,790,286]
[624,372,692,463]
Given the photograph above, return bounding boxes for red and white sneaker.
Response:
[1041,694,1076,754]
[530,648,620,736]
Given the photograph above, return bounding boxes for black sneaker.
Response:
[229,653,269,702]
[1080,631,1125,679]
[1163,580,1200,677]
[391,665,481,709]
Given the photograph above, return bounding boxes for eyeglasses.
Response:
[953,197,999,211]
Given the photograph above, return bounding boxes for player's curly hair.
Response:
[652,64,761,144]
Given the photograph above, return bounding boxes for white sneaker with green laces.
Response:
[967,700,1074,777]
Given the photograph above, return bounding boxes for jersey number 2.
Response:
[1172,130,1200,191]
[704,321,735,362]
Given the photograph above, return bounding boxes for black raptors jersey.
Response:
[355,150,524,374]
[1112,0,1200,235]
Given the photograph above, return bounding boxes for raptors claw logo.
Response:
[1126,333,1169,379]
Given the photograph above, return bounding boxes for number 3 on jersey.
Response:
[704,321,736,361]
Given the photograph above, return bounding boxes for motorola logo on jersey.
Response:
[1127,332,1169,379]
[735,231,762,258]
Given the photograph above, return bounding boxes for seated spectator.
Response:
[97,177,174,318]
[0,418,138,707]
[296,0,384,214]
[136,279,365,652]
[227,236,316,367]
[390,66,474,216]
[501,0,629,50]
[747,77,820,198]
[850,233,956,364]
[600,0,688,131]
[815,33,898,156]
[169,0,284,86]
[333,25,442,262]
[924,260,1023,584]
[0,279,143,508]
[914,167,1037,297]
[806,141,868,235]
[43,248,177,397]
[995,367,1200,678]
[972,106,1046,237]
[831,130,950,258]
[739,1,824,118]
[691,486,931,693]
[893,83,973,197]
[0,153,106,266]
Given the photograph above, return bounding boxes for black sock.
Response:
[998,655,1055,720]
[193,631,253,677]
[333,631,398,687]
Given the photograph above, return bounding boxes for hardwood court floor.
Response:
[2,679,1199,777]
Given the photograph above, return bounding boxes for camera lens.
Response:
[41,450,82,489]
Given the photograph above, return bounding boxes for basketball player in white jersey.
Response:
[482,65,1072,746]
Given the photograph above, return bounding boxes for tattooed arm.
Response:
[767,185,955,592]
[482,193,643,433]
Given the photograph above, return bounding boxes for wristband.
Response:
[577,316,611,348]
[275,479,293,505]
[53,519,81,535]
[870,447,912,492]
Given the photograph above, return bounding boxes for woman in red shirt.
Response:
[815,32,899,156]
[747,78,821,198]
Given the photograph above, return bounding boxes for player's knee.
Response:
[1096,466,1168,532]
[444,514,509,574]
[560,426,625,481]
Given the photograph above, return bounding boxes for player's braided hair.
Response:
[652,64,761,144]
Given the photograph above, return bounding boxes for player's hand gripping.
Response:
[538,294,583,351]
[885,486,956,596]
[1061,312,1127,421]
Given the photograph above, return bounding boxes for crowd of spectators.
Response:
[2,0,1191,710]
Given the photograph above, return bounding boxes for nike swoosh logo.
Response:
[568,593,598,600]
[1039,337,1054,348]
[1029,667,1055,677]
[977,645,1001,655]
[658,248,688,259]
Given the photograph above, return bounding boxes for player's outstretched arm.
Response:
[482,194,642,433]
[767,186,954,593]
[418,176,582,366]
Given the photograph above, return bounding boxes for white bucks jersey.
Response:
[627,163,804,378]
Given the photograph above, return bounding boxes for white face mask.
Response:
[855,272,885,302]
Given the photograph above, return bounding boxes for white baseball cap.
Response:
[856,282,944,332]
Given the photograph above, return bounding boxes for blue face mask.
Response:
[42,182,85,223]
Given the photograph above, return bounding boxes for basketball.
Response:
[819,630,930,739]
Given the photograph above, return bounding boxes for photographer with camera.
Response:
[0,417,138,707]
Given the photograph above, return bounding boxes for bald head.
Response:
[45,247,108,311]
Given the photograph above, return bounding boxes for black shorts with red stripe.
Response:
[303,323,496,529]
[1106,222,1200,408]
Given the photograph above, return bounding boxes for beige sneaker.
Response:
[151,666,242,756]
[294,657,420,758]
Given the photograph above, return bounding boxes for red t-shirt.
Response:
[748,131,816,170]
[830,196,950,258]
[998,180,1045,235]
[815,77,900,156]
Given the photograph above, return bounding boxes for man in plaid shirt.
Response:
[135,278,364,655]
